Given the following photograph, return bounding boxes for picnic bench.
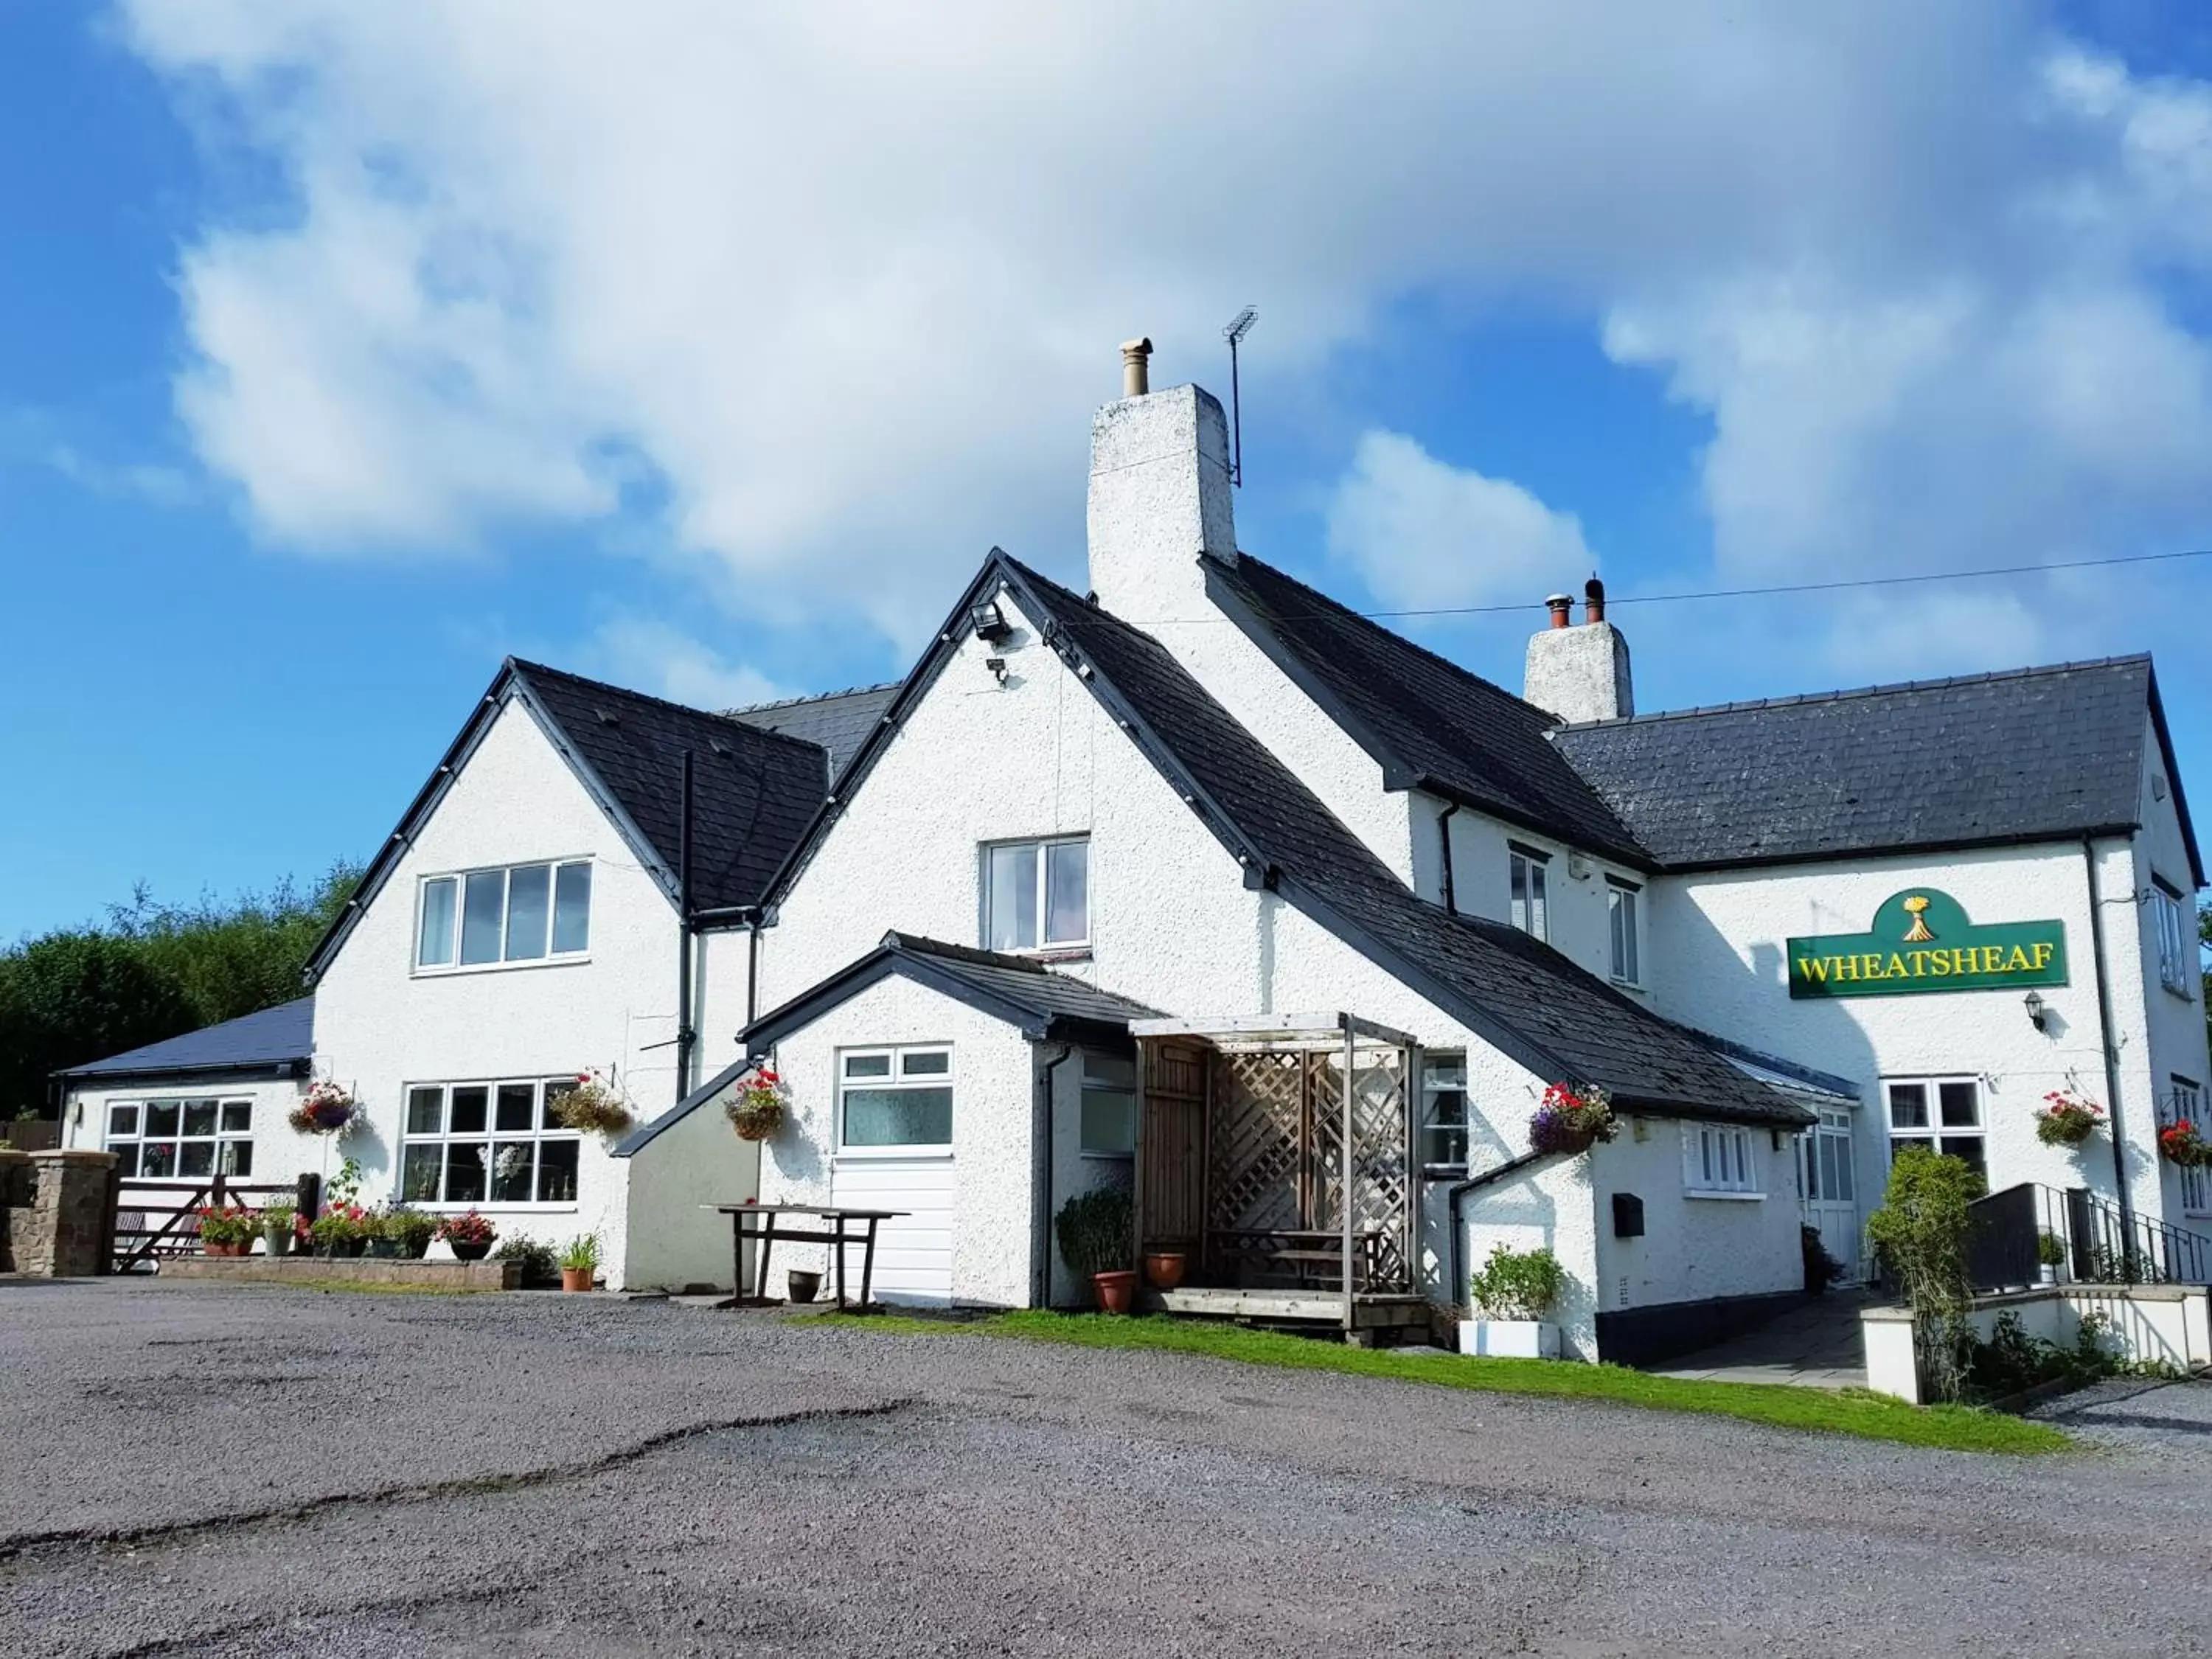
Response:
[709,1203,906,1309]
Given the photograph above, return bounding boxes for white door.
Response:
[830,1158,955,1304]
[1799,1109,1861,1282]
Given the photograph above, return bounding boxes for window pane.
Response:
[491,1141,536,1202]
[843,1086,953,1147]
[401,1144,443,1203]
[1086,1052,1137,1091]
[107,1105,138,1139]
[1618,892,1638,981]
[504,865,552,961]
[220,1140,253,1178]
[146,1102,180,1137]
[987,843,1038,950]
[141,1142,176,1178]
[1080,1088,1135,1155]
[407,1087,445,1136]
[418,877,458,967]
[1045,841,1088,944]
[1818,1135,1839,1200]
[1834,1139,1855,1201]
[552,863,591,953]
[1530,865,1547,937]
[1938,1082,1978,1128]
[538,1138,580,1203]
[459,870,506,965]
[444,1142,488,1203]
[219,1102,251,1134]
[449,1086,489,1135]
[844,1054,891,1078]
[178,1141,215,1178]
[542,1080,573,1130]
[1510,858,1529,931]
[111,1144,140,1178]
[1939,1137,1986,1175]
[183,1100,218,1138]
[495,1083,537,1132]
[902,1051,950,1077]
[1887,1084,1928,1130]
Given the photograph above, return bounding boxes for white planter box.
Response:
[1458,1318,1561,1359]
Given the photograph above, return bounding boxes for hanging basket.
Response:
[1528,1084,1616,1158]
[726,1067,790,1142]
[2034,1092,2104,1148]
[288,1082,357,1136]
[2159,1119,2212,1168]
[552,1074,635,1139]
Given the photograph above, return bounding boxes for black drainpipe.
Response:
[746,917,762,1026]
[1445,1148,1549,1308]
[1034,1042,1079,1307]
[1439,801,1461,916]
[2082,836,2135,1233]
[674,750,696,1105]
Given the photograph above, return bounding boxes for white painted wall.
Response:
[752,972,1037,1308]
[622,1080,760,1293]
[1426,804,1648,991]
[310,692,744,1289]
[2125,714,2212,1228]
[1590,1115,1803,1317]
[63,1073,309,1247]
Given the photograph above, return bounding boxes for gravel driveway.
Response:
[3,1280,2207,1657]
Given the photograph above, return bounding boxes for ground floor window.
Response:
[1079,1051,1136,1156]
[1684,1121,1761,1196]
[2175,1076,2211,1216]
[1884,1076,1983,1176]
[840,1046,953,1152]
[102,1099,252,1179]
[1421,1051,1468,1169]
[400,1078,581,1205]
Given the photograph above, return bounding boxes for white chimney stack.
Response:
[1086,340,1237,626]
[1524,577,1633,724]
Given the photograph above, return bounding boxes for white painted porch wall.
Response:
[2126,712,2212,1228]
[1590,1116,1803,1316]
[310,692,733,1289]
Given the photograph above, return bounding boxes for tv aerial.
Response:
[1222,306,1258,487]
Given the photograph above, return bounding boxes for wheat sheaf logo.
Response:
[1901,894,1935,943]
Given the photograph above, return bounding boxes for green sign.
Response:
[1787,889,2067,1000]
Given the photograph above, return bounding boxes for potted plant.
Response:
[2160,1118,2212,1168]
[1054,1186,1135,1312]
[2037,1229,2068,1287]
[493,1237,559,1287]
[384,1207,438,1259]
[552,1068,635,1141]
[262,1200,296,1258]
[557,1234,600,1292]
[1528,1083,1617,1158]
[725,1065,788,1141]
[307,1203,370,1257]
[288,1079,358,1137]
[2034,1090,2104,1147]
[1458,1243,1567,1358]
[364,1207,403,1259]
[197,1205,257,1257]
[439,1210,498,1262]
[1143,1248,1187,1291]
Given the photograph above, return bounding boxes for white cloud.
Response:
[114,2,2212,670]
[1325,431,1589,612]
[584,618,790,712]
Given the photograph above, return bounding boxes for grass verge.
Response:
[823,1309,2071,1455]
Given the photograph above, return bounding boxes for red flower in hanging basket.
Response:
[2159,1118,2211,1168]
[725,1065,789,1141]
[1528,1082,1617,1157]
[288,1080,357,1136]
[2034,1090,2104,1148]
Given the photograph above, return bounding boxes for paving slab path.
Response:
[3,1280,2208,1658]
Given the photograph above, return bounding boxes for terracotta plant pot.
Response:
[1093,1269,1138,1314]
[787,1268,822,1303]
[1143,1251,1187,1291]
[560,1267,594,1293]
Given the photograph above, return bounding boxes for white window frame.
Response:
[979,835,1090,955]
[1508,844,1550,940]
[2154,877,2192,998]
[397,1077,585,1209]
[1078,1051,1137,1158]
[2175,1075,2211,1217]
[1683,1121,1762,1199]
[837,1045,955,1159]
[102,1097,254,1180]
[1883,1074,1986,1175]
[1607,878,1641,986]
[414,859,593,975]
[1420,1051,1469,1171]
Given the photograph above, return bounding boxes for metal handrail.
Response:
[1967,1181,2212,1290]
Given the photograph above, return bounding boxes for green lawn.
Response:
[823,1309,2071,1455]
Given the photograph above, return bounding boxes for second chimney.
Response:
[1524,576,1633,723]
[1121,337,1153,398]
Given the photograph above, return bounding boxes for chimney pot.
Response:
[1545,594,1573,630]
[1584,575,1606,624]
[1120,337,1154,398]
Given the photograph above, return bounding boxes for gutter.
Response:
[2082,835,2136,1234]
[1444,1149,1551,1308]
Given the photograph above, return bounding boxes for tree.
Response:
[104,864,361,1028]
[0,933,198,1117]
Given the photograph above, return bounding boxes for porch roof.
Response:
[1129,1012,1419,1049]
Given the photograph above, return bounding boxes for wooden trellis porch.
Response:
[1129,1014,1427,1338]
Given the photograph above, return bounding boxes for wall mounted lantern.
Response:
[2024,990,2051,1034]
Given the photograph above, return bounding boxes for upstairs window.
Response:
[1684,1122,1760,1197]
[1508,844,1549,939]
[1421,1052,1469,1169]
[417,861,591,970]
[2154,877,2191,998]
[982,836,1088,953]
[1607,879,1641,985]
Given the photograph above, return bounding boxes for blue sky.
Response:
[8,2,2212,940]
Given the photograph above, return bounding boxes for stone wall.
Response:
[1,1150,116,1276]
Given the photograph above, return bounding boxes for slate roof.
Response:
[614,933,1155,1158]
[57,997,314,1081]
[1203,554,1650,866]
[991,556,1808,1127]
[1549,657,2204,881]
[729,684,900,782]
